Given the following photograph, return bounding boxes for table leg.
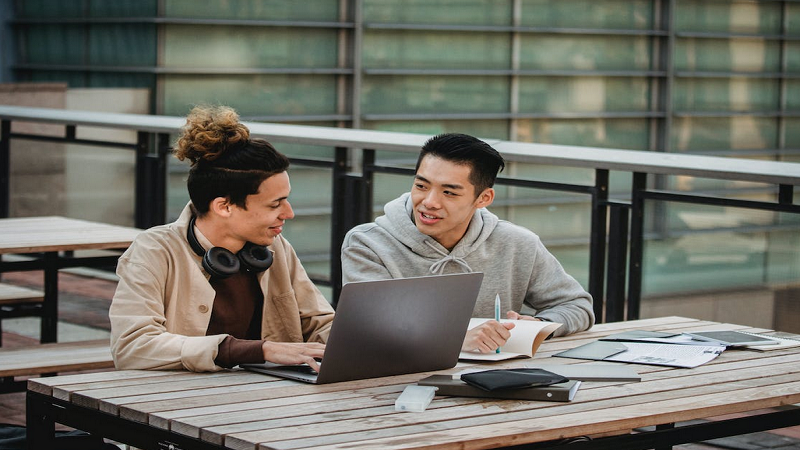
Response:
[26,391,56,450]
[40,251,58,343]
[654,423,674,450]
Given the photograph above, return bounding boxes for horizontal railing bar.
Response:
[642,189,800,213]
[1,105,798,186]
[8,132,137,149]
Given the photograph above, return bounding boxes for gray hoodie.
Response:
[341,193,594,336]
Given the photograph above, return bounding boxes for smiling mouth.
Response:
[418,211,441,224]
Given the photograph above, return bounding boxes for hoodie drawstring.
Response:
[425,240,473,274]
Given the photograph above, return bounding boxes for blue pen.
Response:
[495,294,501,353]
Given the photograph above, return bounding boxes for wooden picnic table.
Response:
[0,216,141,343]
[25,316,800,450]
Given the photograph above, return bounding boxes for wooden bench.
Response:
[0,283,45,346]
[0,339,114,393]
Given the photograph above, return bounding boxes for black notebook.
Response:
[418,374,581,402]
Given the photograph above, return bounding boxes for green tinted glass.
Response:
[363,0,511,26]
[89,25,156,66]
[521,0,653,29]
[162,75,338,117]
[674,78,779,112]
[674,38,781,72]
[164,0,339,21]
[363,31,510,69]
[365,120,508,140]
[675,0,782,34]
[362,76,509,114]
[519,35,652,71]
[670,117,778,151]
[23,25,85,65]
[515,119,650,150]
[89,0,157,17]
[785,118,800,148]
[519,77,650,113]
[163,26,338,68]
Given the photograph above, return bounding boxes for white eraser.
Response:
[395,385,437,412]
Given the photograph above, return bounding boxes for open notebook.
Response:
[242,272,483,384]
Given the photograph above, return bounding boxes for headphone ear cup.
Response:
[203,247,241,279]
[238,242,273,273]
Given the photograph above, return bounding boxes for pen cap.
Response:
[395,385,438,412]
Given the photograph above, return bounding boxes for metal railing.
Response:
[1,105,799,322]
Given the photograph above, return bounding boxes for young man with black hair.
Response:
[341,133,594,353]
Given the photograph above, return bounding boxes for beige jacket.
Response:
[110,203,335,372]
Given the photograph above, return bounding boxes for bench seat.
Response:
[0,283,44,305]
[0,339,113,393]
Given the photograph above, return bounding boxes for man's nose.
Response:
[282,201,295,219]
[423,191,441,208]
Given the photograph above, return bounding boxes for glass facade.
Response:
[8,0,800,317]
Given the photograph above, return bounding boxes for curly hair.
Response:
[174,105,290,215]
[174,105,250,164]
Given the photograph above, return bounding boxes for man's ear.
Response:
[208,197,233,218]
[475,187,495,209]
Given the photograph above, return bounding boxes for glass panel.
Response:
[674,38,781,72]
[674,78,779,112]
[89,24,156,66]
[362,120,508,140]
[785,118,800,149]
[64,144,136,226]
[788,42,800,72]
[676,0,783,34]
[671,117,778,152]
[162,75,338,117]
[89,0,157,17]
[788,3,800,36]
[521,0,654,29]
[363,30,510,69]
[519,35,651,71]
[87,73,155,89]
[364,119,509,140]
[515,118,650,150]
[16,0,83,18]
[22,25,86,65]
[519,77,650,113]
[163,26,338,68]
[664,168,778,194]
[363,0,512,26]
[362,76,509,114]
[164,0,340,21]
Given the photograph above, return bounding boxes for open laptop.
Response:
[241,272,483,384]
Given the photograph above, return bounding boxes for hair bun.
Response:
[174,105,251,164]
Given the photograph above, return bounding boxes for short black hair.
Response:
[416,133,505,196]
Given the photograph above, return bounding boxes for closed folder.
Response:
[417,375,581,402]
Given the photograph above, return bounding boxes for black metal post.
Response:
[40,251,59,343]
[588,169,609,322]
[329,148,375,306]
[605,202,629,322]
[0,119,10,218]
[134,131,168,229]
[627,173,647,321]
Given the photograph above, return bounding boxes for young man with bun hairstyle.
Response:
[342,133,594,353]
[110,105,333,372]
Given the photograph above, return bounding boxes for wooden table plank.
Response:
[257,380,800,450]
[219,356,800,450]
[0,216,141,253]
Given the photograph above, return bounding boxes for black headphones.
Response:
[186,216,273,279]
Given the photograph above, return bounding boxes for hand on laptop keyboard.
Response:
[262,341,326,372]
